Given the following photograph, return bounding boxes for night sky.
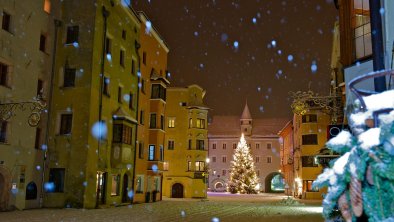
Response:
[132,0,338,119]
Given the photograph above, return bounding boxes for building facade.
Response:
[43,0,140,208]
[133,11,169,203]
[278,120,294,196]
[0,0,58,210]
[162,85,209,198]
[208,103,288,193]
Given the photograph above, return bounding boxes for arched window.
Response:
[26,181,37,200]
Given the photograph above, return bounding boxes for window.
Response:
[256,170,260,177]
[168,140,174,150]
[267,156,272,163]
[233,143,237,149]
[302,134,318,145]
[149,113,156,128]
[136,175,144,193]
[187,161,192,171]
[44,0,51,13]
[159,145,164,161]
[188,139,192,149]
[168,117,175,128]
[138,142,144,159]
[122,29,126,40]
[195,161,205,172]
[302,114,317,123]
[120,49,125,67]
[0,62,9,87]
[105,37,112,55]
[66,26,79,44]
[103,77,110,96]
[48,168,65,192]
[59,114,72,135]
[26,182,37,200]
[160,115,164,130]
[196,140,204,150]
[267,143,272,149]
[352,0,372,59]
[222,156,227,163]
[151,84,166,101]
[189,118,192,128]
[222,143,226,149]
[129,93,134,109]
[256,143,260,149]
[196,118,205,129]
[39,34,46,52]
[163,161,169,171]
[111,174,120,196]
[131,59,135,75]
[63,67,76,87]
[140,78,145,93]
[117,87,122,103]
[302,156,318,167]
[35,128,41,149]
[143,51,146,65]
[148,145,155,160]
[212,143,216,149]
[113,124,132,144]
[37,79,43,98]
[212,156,216,163]
[140,110,144,124]
[154,176,161,192]
[222,170,226,176]
[2,11,11,32]
[305,180,319,192]
[255,156,260,163]
[0,121,8,143]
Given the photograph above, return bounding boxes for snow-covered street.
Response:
[1,193,324,222]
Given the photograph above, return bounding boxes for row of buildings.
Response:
[0,0,211,210]
[279,0,394,199]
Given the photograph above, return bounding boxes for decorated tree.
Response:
[228,134,259,194]
[313,90,394,222]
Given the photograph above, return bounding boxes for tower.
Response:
[240,101,252,136]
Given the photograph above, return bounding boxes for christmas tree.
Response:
[228,134,259,194]
[313,90,394,222]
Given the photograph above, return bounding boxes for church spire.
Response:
[241,100,252,120]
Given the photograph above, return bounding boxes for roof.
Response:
[208,116,289,137]
[240,101,252,120]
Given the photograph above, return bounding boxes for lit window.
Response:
[352,0,372,60]
[44,0,51,13]
[195,161,205,172]
[168,117,175,128]
[111,174,120,196]
[148,145,155,160]
[163,162,169,171]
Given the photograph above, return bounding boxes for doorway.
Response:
[122,174,129,203]
[171,183,184,198]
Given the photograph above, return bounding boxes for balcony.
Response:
[147,160,164,173]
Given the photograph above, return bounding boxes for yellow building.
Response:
[278,120,294,196]
[293,110,330,199]
[43,0,140,208]
[0,0,57,210]
[133,12,169,203]
[163,85,209,198]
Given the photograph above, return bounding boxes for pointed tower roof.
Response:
[240,101,252,120]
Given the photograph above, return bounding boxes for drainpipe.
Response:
[131,40,141,203]
[95,5,110,209]
[369,0,386,92]
[40,18,62,208]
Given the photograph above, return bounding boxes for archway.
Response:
[265,172,285,193]
[122,173,129,203]
[171,183,183,198]
[211,178,227,192]
[26,182,38,200]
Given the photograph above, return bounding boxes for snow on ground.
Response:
[0,193,324,222]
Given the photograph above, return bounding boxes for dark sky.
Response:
[132,0,338,119]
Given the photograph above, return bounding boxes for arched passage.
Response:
[211,178,226,192]
[171,183,184,198]
[265,172,285,193]
[26,182,38,200]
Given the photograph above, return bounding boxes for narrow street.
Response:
[1,193,323,222]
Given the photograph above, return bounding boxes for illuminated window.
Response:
[148,145,155,160]
[111,174,120,196]
[195,161,205,172]
[352,0,371,59]
[305,180,319,192]
[163,162,169,171]
[168,117,175,128]
[196,118,205,129]
[44,0,51,13]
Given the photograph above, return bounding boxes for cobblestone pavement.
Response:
[0,193,324,222]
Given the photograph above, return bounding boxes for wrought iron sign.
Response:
[0,98,46,127]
